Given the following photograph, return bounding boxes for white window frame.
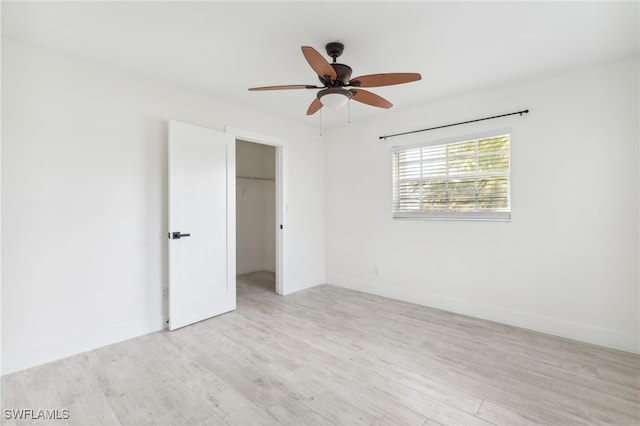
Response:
[391,129,511,221]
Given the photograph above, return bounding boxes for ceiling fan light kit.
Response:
[248,42,422,119]
[318,87,352,108]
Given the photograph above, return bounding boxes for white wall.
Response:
[1,38,326,374]
[325,56,639,353]
[236,140,276,275]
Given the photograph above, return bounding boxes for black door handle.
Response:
[170,231,191,240]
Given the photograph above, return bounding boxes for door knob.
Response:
[170,231,191,240]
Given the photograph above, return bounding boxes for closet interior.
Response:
[236,140,276,292]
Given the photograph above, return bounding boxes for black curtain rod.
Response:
[379,109,529,140]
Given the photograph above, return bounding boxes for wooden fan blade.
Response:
[301,46,337,81]
[306,98,323,115]
[348,73,421,87]
[249,85,321,91]
[350,89,393,109]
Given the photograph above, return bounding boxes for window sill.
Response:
[392,212,511,221]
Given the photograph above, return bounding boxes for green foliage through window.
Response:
[392,134,510,219]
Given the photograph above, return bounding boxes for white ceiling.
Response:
[2,1,638,129]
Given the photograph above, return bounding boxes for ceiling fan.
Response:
[249,42,421,115]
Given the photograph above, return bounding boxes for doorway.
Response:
[236,140,277,293]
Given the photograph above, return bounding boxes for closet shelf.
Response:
[237,175,275,181]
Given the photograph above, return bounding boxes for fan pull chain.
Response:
[347,99,351,124]
[319,108,323,136]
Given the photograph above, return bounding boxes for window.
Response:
[392,133,510,220]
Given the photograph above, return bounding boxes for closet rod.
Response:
[379,109,529,140]
[237,176,275,181]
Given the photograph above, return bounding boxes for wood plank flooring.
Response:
[2,271,639,425]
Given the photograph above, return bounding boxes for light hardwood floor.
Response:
[2,271,639,425]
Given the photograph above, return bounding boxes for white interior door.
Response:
[168,121,235,330]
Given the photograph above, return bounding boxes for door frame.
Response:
[225,126,286,295]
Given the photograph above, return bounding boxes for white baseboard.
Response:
[2,315,167,375]
[329,276,639,354]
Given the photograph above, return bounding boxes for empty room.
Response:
[1,1,638,425]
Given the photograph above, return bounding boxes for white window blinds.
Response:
[392,134,511,220]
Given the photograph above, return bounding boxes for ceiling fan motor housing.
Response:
[319,41,352,85]
[319,63,352,85]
